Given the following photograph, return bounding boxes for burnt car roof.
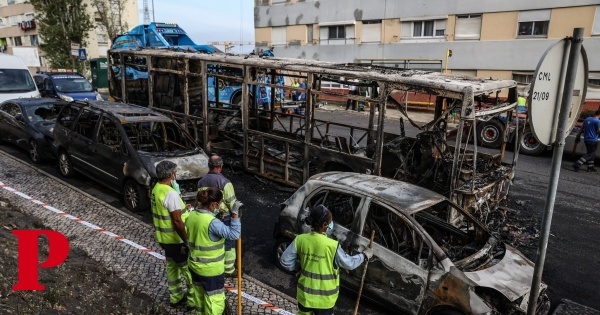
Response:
[69,100,172,123]
[309,172,446,214]
[2,98,68,107]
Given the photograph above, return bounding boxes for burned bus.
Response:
[108,48,520,219]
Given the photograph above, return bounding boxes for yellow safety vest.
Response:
[151,183,184,244]
[295,232,340,309]
[186,211,225,277]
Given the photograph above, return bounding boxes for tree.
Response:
[92,0,130,45]
[30,0,94,69]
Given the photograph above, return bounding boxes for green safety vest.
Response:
[295,232,340,309]
[186,211,225,277]
[151,183,184,244]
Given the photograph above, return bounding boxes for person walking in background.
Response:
[151,161,195,310]
[187,188,241,315]
[573,109,600,172]
[197,155,242,276]
[345,79,358,111]
[280,205,372,315]
[291,79,300,101]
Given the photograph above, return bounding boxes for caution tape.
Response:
[0,180,292,314]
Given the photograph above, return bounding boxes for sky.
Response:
[137,0,255,54]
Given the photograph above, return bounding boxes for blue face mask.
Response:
[171,179,181,195]
[326,221,334,235]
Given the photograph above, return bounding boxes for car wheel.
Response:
[273,237,293,272]
[519,128,547,156]
[476,119,504,148]
[122,180,150,212]
[58,150,74,177]
[29,140,45,163]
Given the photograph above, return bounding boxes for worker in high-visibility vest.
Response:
[517,93,527,113]
[151,160,195,310]
[186,187,242,315]
[280,205,373,315]
[197,155,240,277]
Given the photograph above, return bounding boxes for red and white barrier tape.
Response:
[0,180,292,314]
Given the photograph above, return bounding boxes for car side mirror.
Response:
[14,114,24,122]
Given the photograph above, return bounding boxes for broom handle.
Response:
[353,230,375,315]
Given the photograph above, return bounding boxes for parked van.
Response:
[34,71,102,101]
[0,53,40,102]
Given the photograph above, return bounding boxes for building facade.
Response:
[254,0,600,103]
[0,0,138,73]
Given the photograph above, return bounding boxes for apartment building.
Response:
[0,0,138,72]
[254,0,600,103]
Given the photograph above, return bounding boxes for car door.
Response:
[350,199,433,314]
[300,187,366,273]
[69,109,101,175]
[0,103,28,147]
[44,78,57,98]
[91,115,128,187]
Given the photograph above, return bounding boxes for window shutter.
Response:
[455,16,481,40]
[518,10,551,22]
[593,6,600,35]
[361,22,381,42]
[401,21,412,38]
[271,27,287,46]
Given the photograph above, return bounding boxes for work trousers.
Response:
[190,270,226,315]
[345,90,358,110]
[297,302,334,315]
[161,243,195,307]
[222,215,236,276]
[575,141,598,168]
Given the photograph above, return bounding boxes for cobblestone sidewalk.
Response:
[0,151,297,314]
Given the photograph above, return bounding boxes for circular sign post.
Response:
[528,39,588,145]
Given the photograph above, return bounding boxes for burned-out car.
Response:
[274,172,549,314]
[53,101,209,211]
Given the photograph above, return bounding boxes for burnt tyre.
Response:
[231,93,242,106]
[273,237,293,272]
[29,140,45,163]
[122,180,150,212]
[477,119,504,148]
[58,150,74,177]
[520,128,547,156]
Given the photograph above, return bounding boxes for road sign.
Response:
[528,40,588,146]
[78,48,87,61]
[71,49,78,57]
[70,42,80,50]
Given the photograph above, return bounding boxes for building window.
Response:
[328,25,346,39]
[518,10,550,37]
[13,36,22,46]
[0,18,4,27]
[24,13,34,21]
[9,16,19,26]
[307,24,313,44]
[361,20,382,43]
[592,6,600,35]
[8,0,16,4]
[97,34,108,45]
[30,34,38,46]
[271,0,286,4]
[402,19,446,39]
[271,26,286,46]
[454,14,481,40]
[319,23,355,45]
[513,72,534,85]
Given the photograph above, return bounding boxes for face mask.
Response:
[171,179,181,195]
[326,221,334,235]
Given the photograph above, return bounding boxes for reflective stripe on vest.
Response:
[295,232,340,309]
[187,211,225,277]
[151,183,181,244]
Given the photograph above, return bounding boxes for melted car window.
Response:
[122,121,196,153]
[305,189,360,229]
[98,117,122,148]
[57,106,80,129]
[27,104,62,122]
[74,109,101,139]
[363,202,429,266]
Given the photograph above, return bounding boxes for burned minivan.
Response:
[274,172,550,315]
[53,101,209,211]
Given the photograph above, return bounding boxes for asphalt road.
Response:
[1,107,599,314]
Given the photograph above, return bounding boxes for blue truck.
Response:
[111,22,273,109]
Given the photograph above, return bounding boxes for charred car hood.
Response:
[33,121,56,138]
[464,245,534,302]
[139,152,209,180]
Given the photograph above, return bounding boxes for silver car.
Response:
[273,172,550,314]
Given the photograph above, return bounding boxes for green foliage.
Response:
[30,0,93,70]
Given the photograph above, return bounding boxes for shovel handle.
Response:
[353,230,375,315]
